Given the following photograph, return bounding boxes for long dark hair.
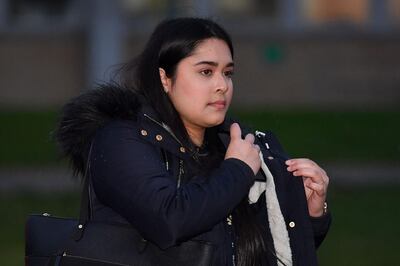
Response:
[119,17,234,152]
[118,17,266,266]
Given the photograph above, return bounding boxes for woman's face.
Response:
[161,38,234,132]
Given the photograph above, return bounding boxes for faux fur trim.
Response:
[55,84,141,177]
[248,181,266,204]
[248,153,293,266]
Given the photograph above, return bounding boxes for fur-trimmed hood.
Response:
[55,84,143,176]
[55,84,246,177]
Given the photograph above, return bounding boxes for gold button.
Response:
[155,134,163,141]
[267,156,274,160]
[179,147,186,153]
[289,221,295,228]
[140,129,148,136]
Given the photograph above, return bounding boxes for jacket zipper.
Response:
[143,113,185,188]
[177,159,184,188]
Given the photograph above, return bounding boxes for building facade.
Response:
[0,0,399,109]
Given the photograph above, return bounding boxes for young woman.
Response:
[57,17,331,266]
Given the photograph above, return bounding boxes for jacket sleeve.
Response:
[310,211,332,248]
[90,120,255,249]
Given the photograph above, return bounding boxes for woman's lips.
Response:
[209,100,226,109]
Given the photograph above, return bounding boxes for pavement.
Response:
[322,162,400,185]
[0,163,399,193]
[0,166,80,193]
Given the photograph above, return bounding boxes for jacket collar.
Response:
[137,110,193,160]
[137,104,237,161]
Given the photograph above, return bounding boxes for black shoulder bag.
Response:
[25,144,214,266]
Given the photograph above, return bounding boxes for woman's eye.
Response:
[224,70,234,78]
[200,69,212,76]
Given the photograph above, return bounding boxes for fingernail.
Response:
[287,166,292,171]
[285,160,291,165]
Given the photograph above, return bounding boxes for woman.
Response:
[56,17,331,265]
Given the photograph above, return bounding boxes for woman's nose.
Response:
[214,73,229,93]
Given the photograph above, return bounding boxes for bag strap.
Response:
[72,142,93,241]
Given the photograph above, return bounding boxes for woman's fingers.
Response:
[229,123,242,140]
[244,133,255,144]
[225,126,261,175]
[244,133,260,152]
[286,159,329,184]
[288,158,330,217]
[291,167,325,181]
[286,158,319,169]
[287,159,329,194]
[305,182,325,196]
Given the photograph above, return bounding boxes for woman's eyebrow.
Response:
[194,61,235,67]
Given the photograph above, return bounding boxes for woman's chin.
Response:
[204,114,226,127]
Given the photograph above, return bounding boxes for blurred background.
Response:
[0,0,399,265]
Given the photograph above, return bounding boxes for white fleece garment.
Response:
[248,152,293,266]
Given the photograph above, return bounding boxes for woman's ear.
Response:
[159,68,171,93]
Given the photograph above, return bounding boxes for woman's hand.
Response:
[285,158,329,217]
[225,123,261,175]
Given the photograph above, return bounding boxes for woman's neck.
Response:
[184,124,205,147]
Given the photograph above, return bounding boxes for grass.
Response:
[0,110,400,167]
[1,186,399,266]
[232,109,400,162]
[317,185,400,265]
[0,110,61,167]
[0,109,399,165]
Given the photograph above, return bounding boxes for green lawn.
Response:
[0,110,61,167]
[1,186,399,266]
[317,185,400,266]
[232,109,400,162]
[1,109,399,167]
